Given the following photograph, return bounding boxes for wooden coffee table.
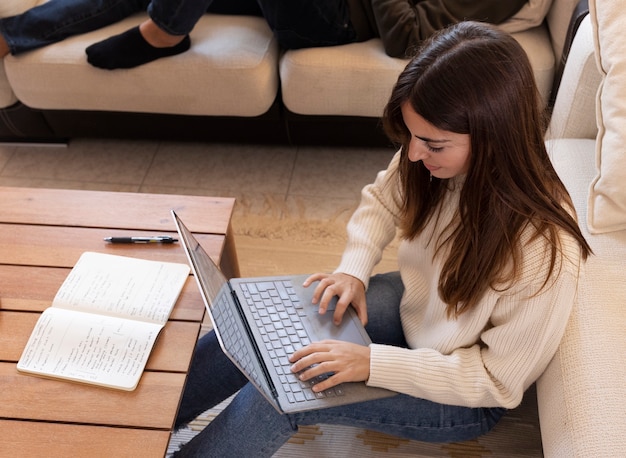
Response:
[0,186,239,457]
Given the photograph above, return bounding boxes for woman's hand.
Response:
[289,340,370,392]
[303,272,367,325]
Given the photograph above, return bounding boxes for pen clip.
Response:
[152,236,177,243]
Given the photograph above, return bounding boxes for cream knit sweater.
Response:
[336,152,583,409]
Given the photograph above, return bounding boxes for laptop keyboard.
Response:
[240,280,345,404]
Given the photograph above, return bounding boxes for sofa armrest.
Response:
[545,14,600,140]
[539,137,626,456]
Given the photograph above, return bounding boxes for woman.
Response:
[172,21,591,456]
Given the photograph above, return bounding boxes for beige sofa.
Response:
[0,0,581,145]
[540,4,626,456]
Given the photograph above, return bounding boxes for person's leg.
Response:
[175,381,505,457]
[85,24,192,69]
[175,330,249,428]
[85,0,214,69]
[174,382,297,457]
[87,0,264,69]
[146,0,214,36]
[303,271,506,442]
[173,329,296,457]
[173,272,408,456]
[174,272,505,455]
[364,271,408,347]
[138,18,185,47]
[256,0,356,49]
[0,0,149,55]
[293,395,507,443]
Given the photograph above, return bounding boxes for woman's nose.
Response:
[408,140,428,163]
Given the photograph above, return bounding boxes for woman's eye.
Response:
[426,144,444,153]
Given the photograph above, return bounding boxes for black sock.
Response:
[86,26,190,70]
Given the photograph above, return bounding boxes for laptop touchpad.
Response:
[306,298,368,344]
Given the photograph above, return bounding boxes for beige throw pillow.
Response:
[498,0,553,34]
[588,0,626,234]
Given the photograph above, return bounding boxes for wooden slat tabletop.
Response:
[0,420,172,457]
[0,186,235,233]
[0,186,238,457]
[0,223,225,268]
[0,363,186,428]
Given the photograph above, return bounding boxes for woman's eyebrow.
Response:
[415,135,450,143]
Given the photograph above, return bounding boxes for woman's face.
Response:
[401,102,471,179]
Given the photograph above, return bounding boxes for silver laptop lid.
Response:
[171,210,277,403]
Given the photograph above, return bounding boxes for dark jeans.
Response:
[0,0,356,54]
[172,272,506,457]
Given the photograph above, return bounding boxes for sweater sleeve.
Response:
[334,152,403,288]
[370,0,528,58]
[367,232,584,409]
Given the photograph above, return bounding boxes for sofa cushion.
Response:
[0,0,40,18]
[280,39,407,118]
[280,25,554,118]
[3,14,279,117]
[587,0,626,233]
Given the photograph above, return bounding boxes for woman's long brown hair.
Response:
[382,22,592,318]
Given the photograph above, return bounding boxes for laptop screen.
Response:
[172,210,276,400]
[174,215,227,305]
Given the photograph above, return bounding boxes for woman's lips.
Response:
[423,163,440,172]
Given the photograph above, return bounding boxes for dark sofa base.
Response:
[0,100,393,148]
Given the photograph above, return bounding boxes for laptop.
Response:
[172,210,395,414]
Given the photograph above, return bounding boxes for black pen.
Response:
[104,236,178,244]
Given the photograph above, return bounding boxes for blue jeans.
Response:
[173,272,506,457]
[0,0,355,55]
